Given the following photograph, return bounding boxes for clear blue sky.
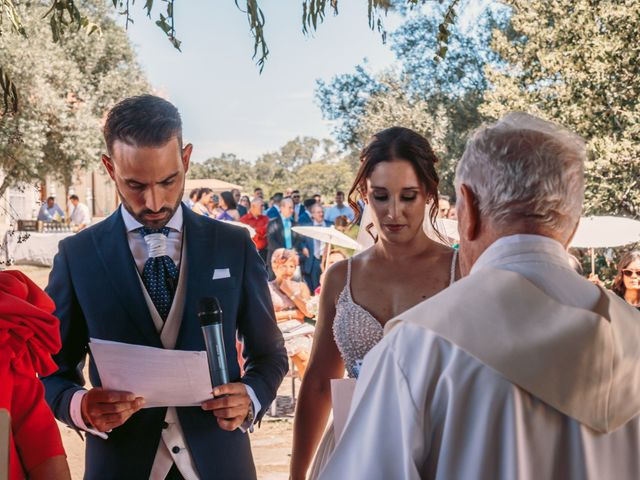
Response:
[122,1,403,164]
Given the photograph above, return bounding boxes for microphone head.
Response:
[198,297,223,326]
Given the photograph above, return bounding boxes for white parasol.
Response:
[433,217,460,242]
[293,225,361,271]
[571,216,640,274]
[221,220,256,238]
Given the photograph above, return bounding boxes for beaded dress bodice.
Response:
[333,250,458,378]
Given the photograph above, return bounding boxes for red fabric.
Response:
[240,213,269,251]
[0,270,65,480]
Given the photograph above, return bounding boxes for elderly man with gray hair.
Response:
[319,113,640,480]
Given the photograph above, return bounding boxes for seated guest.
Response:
[68,194,92,231]
[241,197,270,263]
[0,270,71,480]
[320,113,640,479]
[216,191,241,221]
[324,191,354,224]
[191,187,212,216]
[612,251,640,310]
[268,249,315,378]
[37,196,65,222]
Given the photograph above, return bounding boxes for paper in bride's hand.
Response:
[331,378,357,443]
[89,338,213,408]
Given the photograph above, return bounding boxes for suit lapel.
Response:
[91,209,161,347]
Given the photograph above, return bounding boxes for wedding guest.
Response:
[268,249,315,378]
[612,250,640,310]
[238,195,251,214]
[241,197,270,263]
[191,187,212,216]
[292,189,304,221]
[320,113,640,480]
[68,194,92,231]
[333,215,349,233]
[447,203,458,220]
[437,197,451,218]
[324,191,355,224]
[37,197,65,222]
[314,250,348,296]
[290,127,458,479]
[232,188,248,216]
[266,192,284,219]
[0,270,71,480]
[266,197,304,275]
[216,191,241,221]
[187,188,199,209]
[301,203,332,292]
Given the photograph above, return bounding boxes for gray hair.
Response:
[455,112,585,236]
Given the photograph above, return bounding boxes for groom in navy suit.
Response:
[42,95,288,479]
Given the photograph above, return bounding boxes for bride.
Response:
[290,127,459,479]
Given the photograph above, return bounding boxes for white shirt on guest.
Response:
[70,202,92,226]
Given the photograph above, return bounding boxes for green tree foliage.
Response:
[481,0,640,218]
[0,0,149,197]
[188,137,357,199]
[316,7,503,196]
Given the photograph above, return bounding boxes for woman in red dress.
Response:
[0,270,70,480]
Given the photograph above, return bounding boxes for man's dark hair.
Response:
[69,194,79,201]
[103,94,182,154]
[292,189,300,195]
[254,187,263,192]
[336,191,345,196]
[271,192,284,204]
[47,196,55,202]
[189,188,199,199]
[303,198,316,209]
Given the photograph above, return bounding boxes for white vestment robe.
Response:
[319,235,640,480]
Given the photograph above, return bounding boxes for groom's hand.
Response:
[201,383,251,431]
[81,388,145,432]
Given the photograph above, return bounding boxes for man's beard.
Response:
[116,187,184,229]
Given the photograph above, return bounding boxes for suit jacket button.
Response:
[162,421,169,429]
[172,446,180,454]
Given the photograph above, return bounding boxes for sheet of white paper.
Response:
[331,378,357,443]
[89,338,213,408]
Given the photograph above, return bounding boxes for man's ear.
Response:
[102,154,116,181]
[459,184,481,242]
[182,143,193,173]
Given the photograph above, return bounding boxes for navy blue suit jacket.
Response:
[298,220,331,275]
[42,205,288,479]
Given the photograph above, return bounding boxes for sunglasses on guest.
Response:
[622,269,640,277]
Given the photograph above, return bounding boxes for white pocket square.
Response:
[212,268,231,280]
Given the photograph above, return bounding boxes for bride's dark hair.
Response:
[348,127,442,241]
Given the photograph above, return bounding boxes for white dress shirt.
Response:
[69,205,260,479]
[70,202,92,226]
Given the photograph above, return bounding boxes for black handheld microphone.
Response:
[198,297,230,390]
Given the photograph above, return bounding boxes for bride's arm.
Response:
[290,261,347,480]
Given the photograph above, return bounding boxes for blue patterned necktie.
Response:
[139,226,178,321]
